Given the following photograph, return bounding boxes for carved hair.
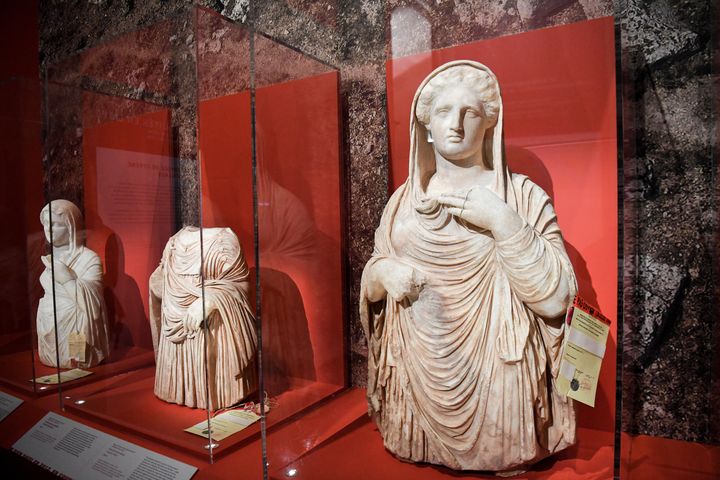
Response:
[415,65,500,127]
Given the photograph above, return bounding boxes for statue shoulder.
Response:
[509,173,552,203]
[78,245,102,265]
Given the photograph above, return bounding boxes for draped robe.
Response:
[360,61,577,472]
[150,227,257,410]
[37,200,109,369]
[37,245,109,368]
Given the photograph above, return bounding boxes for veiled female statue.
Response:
[37,200,110,368]
[149,226,257,410]
[360,61,578,472]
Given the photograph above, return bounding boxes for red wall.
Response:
[200,71,344,388]
[83,104,174,350]
[0,0,43,339]
[386,17,618,434]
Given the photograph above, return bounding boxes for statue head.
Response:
[40,200,83,250]
[416,65,500,164]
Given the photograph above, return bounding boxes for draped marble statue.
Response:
[360,61,578,473]
[37,200,110,368]
[149,226,257,410]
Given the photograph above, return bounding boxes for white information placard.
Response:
[13,413,197,480]
[0,390,23,422]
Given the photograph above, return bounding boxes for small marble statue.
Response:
[150,226,257,410]
[37,200,110,368]
[360,61,578,472]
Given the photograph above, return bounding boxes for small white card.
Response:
[0,390,23,422]
[13,413,197,480]
[185,409,260,441]
[32,368,93,385]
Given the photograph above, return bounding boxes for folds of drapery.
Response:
[37,246,109,368]
[360,174,577,471]
[151,227,257,410]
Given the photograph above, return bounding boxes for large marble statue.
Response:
[360,61,578,473]
[149,226,257,410]
[37,200,110,368]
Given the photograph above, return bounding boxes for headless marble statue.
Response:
[150,226,257,410]
[360,61,578,473]
[37,200,110,368]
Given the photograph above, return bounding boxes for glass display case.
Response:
[0,78,44,395]
[1,1,718,479]
[36,10,241,466]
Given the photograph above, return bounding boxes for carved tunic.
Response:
[37,245,109,368]
[360,61,577,471]
[150,227,257,410]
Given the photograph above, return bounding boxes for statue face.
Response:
[42,213,70,247]
[427,84,487,162]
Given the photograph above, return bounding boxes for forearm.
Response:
[489,205,524,242]
[495,222,573,318]
[363,258,388,303]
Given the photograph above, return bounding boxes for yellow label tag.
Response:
[68,331,86,363]
[185,410,260,441]
[558,305,610,407]
[32,369,93,385]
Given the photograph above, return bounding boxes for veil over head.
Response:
[41,199,84,254]
[407,60,518,211]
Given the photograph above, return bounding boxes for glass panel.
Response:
[0,76,45,394]
[252,27,346,479]
[196,6,260,462]
[42,10,214,463]
[253,5,619,479]
[618,0,720,477]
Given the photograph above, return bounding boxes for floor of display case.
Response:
[2,385,718,478]
[63,365,343,459]
[620,433,719,479]
[257,388,720,480]
[0,341,154,394]
[269,419,615,479]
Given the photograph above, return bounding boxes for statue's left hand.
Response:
[437,187,523,241]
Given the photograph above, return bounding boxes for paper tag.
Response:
[33,368,93,385]
[0,391,23,422]
[13,412,197,480]
[185,409,261,441]
[557,296,610,407]
[68,331,87,363]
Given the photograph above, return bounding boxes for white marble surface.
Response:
[361,61,578,472]
[37,200,109,369]
[150,226,257,410]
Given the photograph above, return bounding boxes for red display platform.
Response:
[256,389,720,480]
[61,365,342,459]
[2,386,719,479]
[0,343,153,395]
[620,433,720,480]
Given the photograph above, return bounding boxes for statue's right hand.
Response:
[184,298,205,332]
[375,258,426,303]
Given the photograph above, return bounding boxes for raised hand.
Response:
[437,187,523,241]
[43,255,77,284]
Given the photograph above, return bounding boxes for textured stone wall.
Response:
[620,0,718,444]
[36,0,718,444]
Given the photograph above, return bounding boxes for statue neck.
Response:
[431,152,493,192]
[51,243,72,259]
